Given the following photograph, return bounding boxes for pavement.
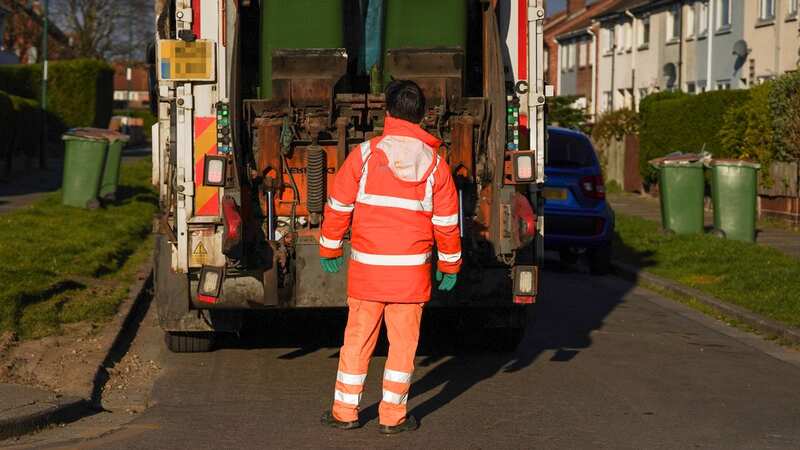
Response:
[608,192,800,259]
[5,263,800,449]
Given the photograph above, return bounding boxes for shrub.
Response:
[769,71,800,162]
[639,90,749,183]
[0,59,113,131]
[719,82,774,165]
[546,95,590,133]
[591,108,639,145]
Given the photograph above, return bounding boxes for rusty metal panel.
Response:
[270,49,347,108]
[385,48,464,105]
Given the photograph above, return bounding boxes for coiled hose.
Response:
[306,144,326,217]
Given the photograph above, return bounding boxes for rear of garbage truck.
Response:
[151,0,546,352]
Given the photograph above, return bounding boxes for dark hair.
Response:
[385,79,426,123]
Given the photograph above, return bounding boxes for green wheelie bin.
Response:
[97,130,130,201]
[654,157,706,235]
[709,159,760,242]
[61,129,109,209]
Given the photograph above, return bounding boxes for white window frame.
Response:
[699,2,709,35]
[790,0,799,17]
[637,16,651,47]
[615,24,624,52]
[760,0,776,19]
[666,6,680,41]
[602,27,613,53]
[685,4,696,38]
[579,41,589,67]
[560,45,567,71]
[569,42,577,69]
[624,22,632,50]
[717,0,731,29]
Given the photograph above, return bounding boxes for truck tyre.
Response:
[589,243,612,275]
[165,332,215,353]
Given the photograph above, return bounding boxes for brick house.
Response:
[0,0,71,64]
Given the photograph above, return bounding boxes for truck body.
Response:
[151,0,546,351]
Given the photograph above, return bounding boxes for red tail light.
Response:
[580,175,606,199]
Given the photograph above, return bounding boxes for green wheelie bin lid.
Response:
[61,128,110,209]
[708,159,760,242]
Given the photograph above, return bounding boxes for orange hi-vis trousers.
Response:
[332,297,424,427]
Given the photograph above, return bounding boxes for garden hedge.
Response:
[638,90,749,183]
[0,59,114,131]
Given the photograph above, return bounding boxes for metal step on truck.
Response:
[151,0,547,352]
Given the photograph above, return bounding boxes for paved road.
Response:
[8,263,800,449]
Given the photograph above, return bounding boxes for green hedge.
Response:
[769,71,800,162]
[639,90,749,183]
[0,59,114,130]
[9,94,44,159]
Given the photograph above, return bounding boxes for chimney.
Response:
[566,0,587,15]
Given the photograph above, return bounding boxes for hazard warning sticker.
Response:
[189,231,223,268]
[190,241,209,266]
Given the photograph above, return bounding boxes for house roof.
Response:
[551,0,628,41]
[593,0,675,23]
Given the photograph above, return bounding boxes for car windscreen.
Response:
[546,132,596,168]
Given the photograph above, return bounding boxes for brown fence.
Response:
[759,161,800,223]
[594,134,643,193]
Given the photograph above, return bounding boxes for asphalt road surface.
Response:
[7,262,800,449]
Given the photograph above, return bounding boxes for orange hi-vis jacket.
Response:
[319,116,462,303]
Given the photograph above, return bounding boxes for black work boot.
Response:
[378,416,419,435]
[320,411,360,430]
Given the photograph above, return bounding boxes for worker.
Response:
[318,80,461,434]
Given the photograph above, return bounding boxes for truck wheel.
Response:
[589,244,612,275]
[165,332,215,353]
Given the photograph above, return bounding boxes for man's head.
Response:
[385,80,426,124]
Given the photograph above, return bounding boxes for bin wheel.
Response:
[711,229,726,239]
[165,332,215,353]
[662,228,676,236]
[86,198,101,209]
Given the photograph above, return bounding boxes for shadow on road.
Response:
[215,241,652,423]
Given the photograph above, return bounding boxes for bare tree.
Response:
[51,0,153,60]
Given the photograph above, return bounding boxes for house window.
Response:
[760,0,776,19]
[615,24,624,51]
[603,27,614,53]
[699,2,709,34]
[686,81,696,93]
[638,88,649,101]
[544,48,549,74]
[790,0,799,17]
[638,16,651,47]
[624,22,632,50]
[685,4,695,38]
[602,91,612,111]
[717,0,731,28]
[666,6,680,41]
[716,80,731,90]
[560,45,567,71]
[580,41,589,67]
[570,42,577,69]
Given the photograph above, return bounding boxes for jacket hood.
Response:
[376,117,441,184]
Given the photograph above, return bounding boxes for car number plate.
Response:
[543,187,568,200]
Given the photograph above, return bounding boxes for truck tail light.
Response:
[204,155,227,187]
[580,175,606,199]
[511,151,536,183]
[197,265,224,303]
[513,265,537,304]
[221,196,242,255]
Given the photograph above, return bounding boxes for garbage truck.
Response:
[151,0,547,352]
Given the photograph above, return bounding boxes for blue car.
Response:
[541,127,614,274]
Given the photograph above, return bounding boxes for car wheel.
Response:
[165,332,215,353]
[589,244,612,275]
[559,249,579,265]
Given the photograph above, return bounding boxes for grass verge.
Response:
[0,159,157,339]
[614,213,800,329]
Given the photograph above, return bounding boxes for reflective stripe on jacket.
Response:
[319,116,462,302]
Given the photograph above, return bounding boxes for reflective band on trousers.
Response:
[336,371,367,385]
[319,235,343,250]
[328,197,354,213]
[432,213,459,226]
[351,249,432,266]
[335,389,361,406]
[438,251,462,263]
[383,369,412,384]
[382,389,408,405]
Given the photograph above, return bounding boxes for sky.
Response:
[546,0,567,16]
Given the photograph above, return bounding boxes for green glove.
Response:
[435,270,457,291]
[321,257,343,273]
